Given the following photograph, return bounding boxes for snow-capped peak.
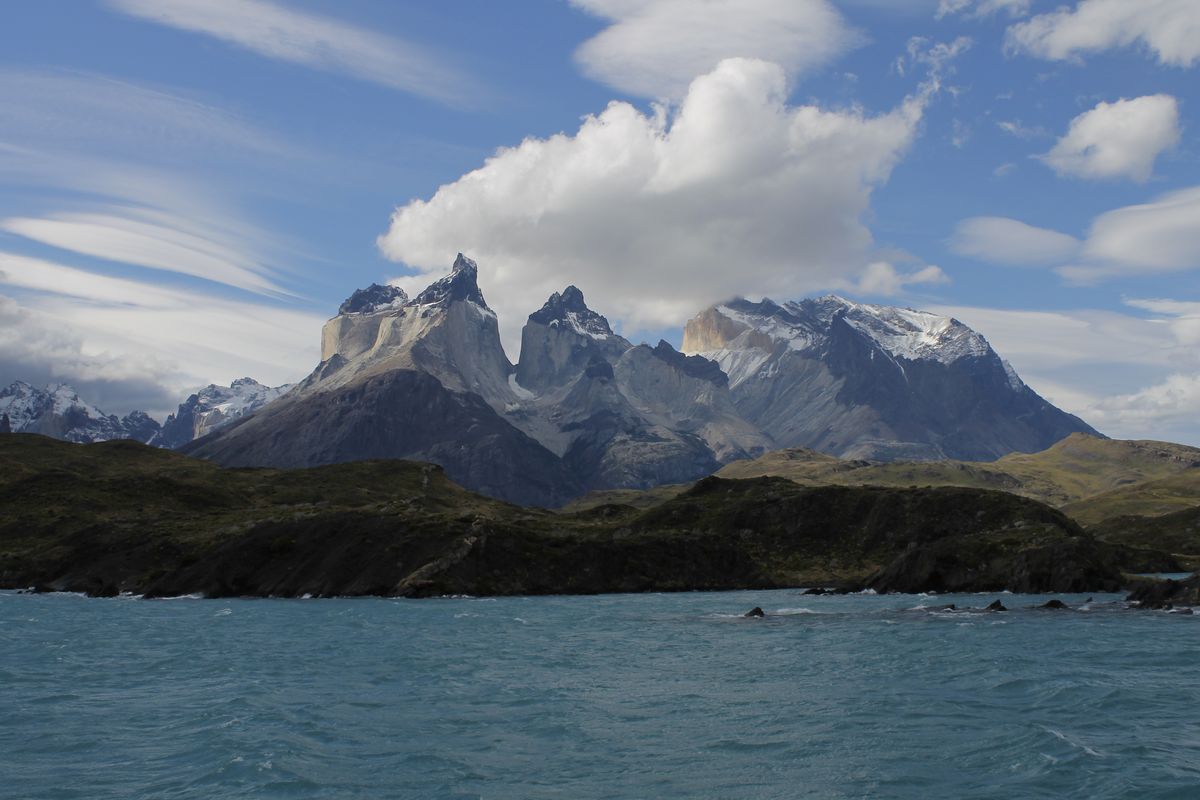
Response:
[528,285,614,339]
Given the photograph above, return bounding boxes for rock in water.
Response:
[1039,599,1068,610]
[984,600,1008,612]
[744,607,765,618]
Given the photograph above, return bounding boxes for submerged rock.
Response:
[984,600,1008,612]
[744,606,765,618]
[1039,599,1068,610]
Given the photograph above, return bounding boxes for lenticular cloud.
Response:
[378,58,924,352]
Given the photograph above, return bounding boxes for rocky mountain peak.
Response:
[415,253,489,309]
[528,285,614,338]
[650,340,728,385]
[338,283,409,315]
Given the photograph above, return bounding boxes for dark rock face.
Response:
[0,413,10,434]
[1127,576,1200,609]
[186,370,576,508]
[414,253,490,308]
[650,340,727,385]
[338,283,408,315]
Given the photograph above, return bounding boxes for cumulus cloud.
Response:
[1041,95,1180,182]
[569,0,860,99]
[378,58,928,353]
[1006,0,1200,67]
[105,0,477,106]
[949,217,1081,265]
[0,255,323,417]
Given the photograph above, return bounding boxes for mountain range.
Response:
[177,254,1099,506]
[0,377,288,448]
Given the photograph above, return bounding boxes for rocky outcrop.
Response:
[1127,575,1200,609]
[682,296,1099,461]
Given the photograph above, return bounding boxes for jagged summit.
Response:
[414,253,489,309]
[338,284,408,315]
[0,381,160,444]
[528,285,614,338]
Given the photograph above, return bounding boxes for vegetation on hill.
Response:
[0,434,1140,598]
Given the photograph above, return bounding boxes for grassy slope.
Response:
[709,433,1200,521]
[0,434,1129,597]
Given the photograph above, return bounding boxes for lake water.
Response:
[2,589,1198,799]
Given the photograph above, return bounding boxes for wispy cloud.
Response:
[0,255,323,415]
[950,185,1200,281]
[105,0,480,106]
[569,0,862,99]
[2,209,286,296]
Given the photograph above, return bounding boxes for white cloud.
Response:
[949,217,1081,265]
[378,58,927,354]
[1087,374,1200,443]
[1006,0,1200,67]
[105,0,476,106]
[1041,95,1180,182]
[569,0,860,99]
[2,209,285,296]
[936,0,1029,20]
[856,262,949,295]
[1069,186,1200,280]
[0,255,322,416]
[952,185,1200,280]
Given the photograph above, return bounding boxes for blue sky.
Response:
[1,0,1198,444]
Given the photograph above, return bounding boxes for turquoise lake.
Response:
[2,589,1198,799]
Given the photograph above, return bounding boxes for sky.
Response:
[1,0,1198,445]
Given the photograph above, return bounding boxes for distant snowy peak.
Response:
[0,381,160,444]
[156,377,291,448]
[528,285,614,339]
[690,295,992,366]
[338,284,409,315]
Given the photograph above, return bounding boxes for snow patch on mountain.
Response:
[0,381,161,444]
